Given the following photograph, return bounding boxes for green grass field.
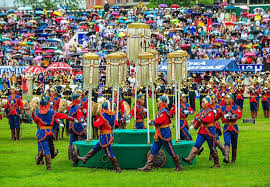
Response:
[0,99,270,187]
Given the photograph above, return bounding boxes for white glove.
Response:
[224,114,230,119]
[82,122,87,126]
[59,120,64,127]
[189,124,194,131]
[73,118,79,123]
[183,110,189,115]
[213,109,217,114]
[126,119,130,123]
[143,108,147,113]
[1,108,5,112]
[63,110,67,114]
[83,109,87,113]
[189,110,194,115]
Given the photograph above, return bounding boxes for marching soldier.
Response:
[188,77,197,111]
[49,88,61,139]
[198,80,208,108]
[128,94,146,129]
[138,87,147,108]
[46,81,54,97]
[261,82,269,118]
[2,86,24,140]
[34,96,74,170]
[209,93,225,160]
[0,82,10,99]
[170,93,194,141]
[67,94,87,160]
[156,77,166,101]
[77,100,122,172]
[208,78,218,94]
[139,96,183,172]
[78,88,88,118]
[103,87,112,100]
[220,94,242,164]
[165,86,174,110]
[217,80,230,106]
[63,81,73,101]
[110,89,125,129]
[92,88,99,103]
[32,81,43,98]
[122,81,133,106]
[182,96,220,168]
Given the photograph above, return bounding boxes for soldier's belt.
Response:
[201,93,207,95]
[156,124,169,130]
[100,130,113,135]
[180,118,186,120]
[40,126,53,129]
[224,122,236,126]
[237,94,242,96]
[136,119,144,122]
[124,96,132,98]
[190,90,195,91]
[157,93,163,96]
[203,123,214,127]
[168,95,173,96]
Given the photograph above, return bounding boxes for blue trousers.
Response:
[235,99,244,109]
[136,121,145,129]
[8,115,20,129]
[180,120,192,141]
[69,130,87,146]
[150,137,177,157]
[93,142,115,158]
[38,135,54,156]
[53,121,59,131]
[262,101,269,111]
[250,102,258,112]
[194,126,217,153]
[223,126,238,149]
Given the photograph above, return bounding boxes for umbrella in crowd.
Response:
[46,62,72,71]
[24,66,45,74]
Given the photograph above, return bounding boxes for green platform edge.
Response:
[73,129,196,169]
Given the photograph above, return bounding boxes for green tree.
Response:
[15,0,84,9]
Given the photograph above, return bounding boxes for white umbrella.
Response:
[240,5,250,10]
[18,6,32,11]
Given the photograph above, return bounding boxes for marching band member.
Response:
[67,94,87,160]
[122,81,132,106]
[248,80,260,119]
[199,80,208,108]
[3,86,24,140]
[217,80,230,106]
[78,88,88,118]
[0,82,10,99]
[34,96,74,170]
[234,79,245,112]
[182,96,220,168]
[188,77,197,111]
[261,82,269,118]
[77,100,122,172]
[170,93,194,141]
[139,96,183,172]
[221,94,242,164]
[128,94,146,129]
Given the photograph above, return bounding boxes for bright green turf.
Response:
[0,99,270,187]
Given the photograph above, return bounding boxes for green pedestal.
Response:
[73,129,196,169]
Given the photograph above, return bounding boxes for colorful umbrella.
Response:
[219,3,229,7]
[111,12,119,16]
[213,42,221,47]
[34,56,43,61]
[145,20,154,24]
[46,62,72,71]
[262,18,270,23]
[247,13,255,17]
[225,21,234,26]
[244,52,256,56]
[159,4,168,8]
[240,5,249,10]
[34,50,43,53]
[24,66,45,74]
[170,4,180,8]
[118,32,126,38]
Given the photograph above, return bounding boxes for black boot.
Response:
[45,155,51,170]
[77,149,96,164]
[50,143,58,159]
[36,151,43,165]
[231,148,237,164]
[223,145,230,164]
[216,140,225,156]
[15,128,20,140]
[11,129,16,140]
[182,147,199,164]
[172,155,183,172]
[209,152,213,161]
[212,152,220,168]
[138,154,155,172]
[110,157,122,172]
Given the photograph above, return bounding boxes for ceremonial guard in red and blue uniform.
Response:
[234,80,245,111]
[217,80,230,106]
[128,94,146,129]
[248,81,260,119]
[49,88,61,139]
[34,96,74,170]
[261,82,269,118]
[208,79,218,95]
[182,96,220,168]
[209,94,225,160]
[67,94,87,160]
[77,100,121,172]
[78,88,88,117]
[3,86,24,140]
[110,89,125,129]
[221,94,242,164]
[139,96,183,172]
[170,93,194,141]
